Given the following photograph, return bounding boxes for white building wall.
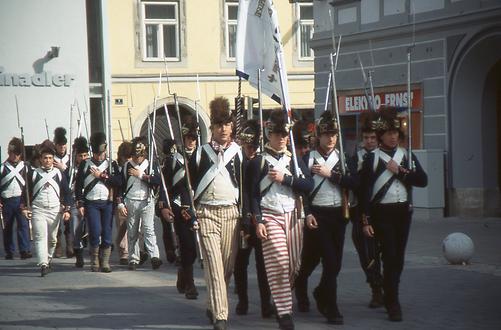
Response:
[0,0,89,159]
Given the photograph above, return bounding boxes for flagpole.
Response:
[257,68,264,151]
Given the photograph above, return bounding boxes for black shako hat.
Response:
[239,119,260,147]
[316,111,339,136]
[210,97,233,126]
[53,127,67,145]
[90,132,107,154]
[73,136,89,154]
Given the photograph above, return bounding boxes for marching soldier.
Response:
[188,97,242,330]
[304,111,358,325]
[350,111,384,307]
[248,109,313,330]
[21,140,72,276]
[233,119,274,318]
[75,132,117,273]
[118,136,163,271]
[160,121,199,299]
[71,137,90,268]
[113,141,133,265]
[292,119,321,313]
[360,107,427,321]
[53,127,74,258]
[1,137,32,260]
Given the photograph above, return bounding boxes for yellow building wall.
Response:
[108,0,314,148]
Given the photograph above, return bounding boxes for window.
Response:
[141,1,180,61]
[225,1,239,61]
[297,2,314,60]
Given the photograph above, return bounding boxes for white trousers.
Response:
[126,198,159,263]
[32,205,60,266]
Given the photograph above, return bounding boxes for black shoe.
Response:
[213,319,227,330]
[206,309,213,324]
[277,314,294,330]
[327,309,344,325]
[261,303,275,318]
[313,287,327,317]
[41,265,49,277]
[119,258,128,265]
[151,257,163,270]
[235,300,248,315]
[166,249,176,264]
[387,303,402,322]
[369,285,384,308]
[185,283,199,300]
[176,269,185,294]
[5,253,13,260]
[139,251,148,265]
[128,262,137,271]
[20,251,32,259]
[297,299,310,313]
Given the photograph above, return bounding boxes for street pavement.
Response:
[1,216,500,329]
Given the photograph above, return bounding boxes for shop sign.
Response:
[0,66,75,87]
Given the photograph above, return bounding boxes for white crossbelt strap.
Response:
[33,168,61,197]
[172,153,185,186]
[260,153,292,193]
[371,148,405,201]
[55,154,69,165]
[194,143,241,200]
[83,159,109,188]
[310,150,339,193]
[1,161,25,187]
[125,159,149,192]
[357,149,367,172]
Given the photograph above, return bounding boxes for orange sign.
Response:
[338,87,422,113]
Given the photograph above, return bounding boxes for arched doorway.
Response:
[448,28,501,216]
[136,96,210,157]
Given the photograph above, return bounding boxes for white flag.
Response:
[236,0,291,109]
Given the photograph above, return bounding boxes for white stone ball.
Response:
[442,232,474,264]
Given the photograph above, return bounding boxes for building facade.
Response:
[312,0,501,216]
[107,0,315,148]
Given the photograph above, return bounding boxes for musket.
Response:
[82,95,90,141]
[118,120,125,142]
[15,96,33,240]
[257,68,264,152]
[128,84,135,138]
[165,62,204,267]
[328,9,350,220]
[357,54,376,112]
[407,5,416,171]
[147,112,181,262]
[69,102,74,171]
[68,109,83,186]
[44,119,50,139]
[195,74,202,146]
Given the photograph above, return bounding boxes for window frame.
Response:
[224,1,239,62]
[140,1,180,62]
[296,2,314,61]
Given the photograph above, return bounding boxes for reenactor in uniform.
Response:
[303,111,358,325]
[71,137,90,268]
[292,119,321,313]
[21,140,72,276]
[188,97,242,330]
[118,136,163,271]
[53,127,73,258]
[350,111,384,307]
[112,141,133,265]
[248,109,313,330]
[233,119,274,318]
[75,132,116,273]
[0,137,32,260]
[360,107,427,321]
[160,121,199,299]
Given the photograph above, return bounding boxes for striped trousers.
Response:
[262,210,303,316]
[198,204,239,321]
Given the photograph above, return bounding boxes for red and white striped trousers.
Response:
[262,209,303,316]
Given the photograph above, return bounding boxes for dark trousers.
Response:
[314,206,347,316]
[233,226,271,307]
[294,223,322,303]
[351,206,382,286]
[1,197,31,254]
[172,204,197,268]
[85,200,113,248]
[371,202,411,306]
